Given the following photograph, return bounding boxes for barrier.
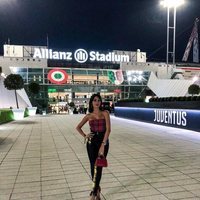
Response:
[115,107,200,132]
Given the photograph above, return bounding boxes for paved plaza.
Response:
[1,114,200,200]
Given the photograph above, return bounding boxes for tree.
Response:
[28,82,41,107]
[188,84,200,96]
[69,102,75,108]
[4,74,24,109]
[28,82,40,95]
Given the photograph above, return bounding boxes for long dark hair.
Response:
[88,93,103,113]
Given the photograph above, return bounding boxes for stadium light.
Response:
[160,0,185,74]
[160,0,184,8]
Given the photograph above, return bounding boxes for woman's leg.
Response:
[86,141,99,179]
[93,142,109,194]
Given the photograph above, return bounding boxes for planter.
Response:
[69,108,74,115]
[12,108,25,120]
[27,107,37,116]
[42,110,46,115]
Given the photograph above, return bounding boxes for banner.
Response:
[182,18,199,63]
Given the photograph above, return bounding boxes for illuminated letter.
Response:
[45,49,49,59]
[157,110,161,122]
[90,51,96,61]
[96,52,100,61]
[164,111,168,123]
[121,55,129,62]
[172,111,176,124]
[105,53,112,61]
[168,111,172,124]
[182,112,187,126]
[115,54,121,62]
[161,110,165,123]
[154,110,157,121]
[41,49,46,58]
[111,52,115,62]
[49,49,53,59]
[52,51,59,59]
[177,111,182,125]
[59,52,66,60]
[33,48,42,58]
[99,53,105,61]
[66,52,72,60]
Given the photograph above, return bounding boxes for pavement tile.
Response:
[104,191,136,200]
[10,191,41,199]
[189,189,200,196]
[132,188,161,197]
[1,115,200,200]
[42,193,72,200]
[125,183,154,192]
[157,185,186,194]
[164,191,197,199]
[42,188,70,196]
[0,195,12,200]
[136,194,169,200]
[12,186,40,193]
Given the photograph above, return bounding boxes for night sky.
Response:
[0,0,200,62]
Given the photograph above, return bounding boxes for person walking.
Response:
[76,93,111,200]
[84,101,88,114]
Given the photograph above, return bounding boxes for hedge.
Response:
[0,110,14,124]
[0,108,29,124]
[149,96,200,102]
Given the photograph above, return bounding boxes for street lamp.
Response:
[160,0,185,73]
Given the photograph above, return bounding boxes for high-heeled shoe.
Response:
[90,191,96,200]
[96,186,101,200]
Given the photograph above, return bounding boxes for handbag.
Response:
[95,155,108,167]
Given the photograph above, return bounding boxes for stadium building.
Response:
[0,44,198,112]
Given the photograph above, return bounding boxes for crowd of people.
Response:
[73,103,88,114]
[48,99,114,115]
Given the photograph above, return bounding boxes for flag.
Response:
[182,18,199,62]
[193,20,199,63]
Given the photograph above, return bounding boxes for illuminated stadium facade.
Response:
[0,44,198,112]
[0,44,150,111]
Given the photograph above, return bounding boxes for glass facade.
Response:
[14,67,150,113]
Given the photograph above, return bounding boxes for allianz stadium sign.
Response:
[33,48,130,63]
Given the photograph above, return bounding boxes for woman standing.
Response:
[76,94,111,200]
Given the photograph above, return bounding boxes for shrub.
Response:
[118,98,145,103]
[186,96,192,101]
[0,110,14,124]
[180,96,186,101]
[69,102,75,108]
[177,96,182,101]
[28,82,40,95]
[188,84,200,96]
[191,96,197,101]
[149,98,153,102]
[4,74,24,109]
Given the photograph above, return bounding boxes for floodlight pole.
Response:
[166,6,176,75]
[173,7,176,67]
[166,6,169,72]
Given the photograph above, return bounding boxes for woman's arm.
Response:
[76,114,89,138]
[98,110,111,155]
[102,110,111,143]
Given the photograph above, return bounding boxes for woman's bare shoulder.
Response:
[102,110,110,117]
[85,113,92,119]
